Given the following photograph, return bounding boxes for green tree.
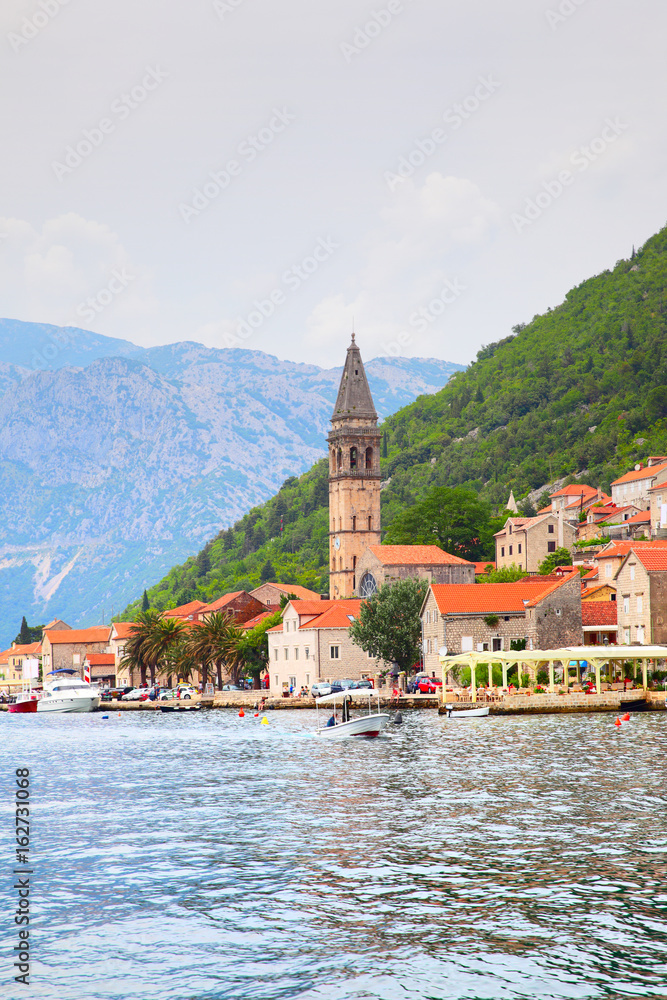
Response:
[122,610,166,686]
[260,559,276,582]
[18,616,31,644]
[479,565,528,583]
[384,486,502,560]
[237,610,282,688]
[538,547,573,574]
[141,589,150,612]
[348,578,427,672]
[186,611,244,690]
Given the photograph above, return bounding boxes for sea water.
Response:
[1,709,666,1000]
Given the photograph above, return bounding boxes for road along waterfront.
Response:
[1,709,667,999]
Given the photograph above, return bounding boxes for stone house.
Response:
[495,514,576,573]
[249,582,323,607]
[595,539,667,585]
[164,600,208,621]
[581,583,617,603]
[648,480,667,537]
[576,504,643,543]
[548,484,611,521]
[108,622,134,686]
[615,547,667,645]
[198,591,267,625]
[84,653,117,687]
[41,627,112,675]
[355,544,474,598]
[0,641,42,692]
[267,599,389,696]
[610,458,667,508]
[420,571,582,674]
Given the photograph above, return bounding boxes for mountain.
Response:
[124,225,667,617]
[0,321,463,642]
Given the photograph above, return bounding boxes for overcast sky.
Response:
[1,0,665,368]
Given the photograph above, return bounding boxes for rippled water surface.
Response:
[2,709,667,1000]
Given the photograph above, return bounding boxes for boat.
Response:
[8,691,39,714]
[36,669,100,714]
[159,702,202,713]
[444,704,490,719]
[315,688,390,738]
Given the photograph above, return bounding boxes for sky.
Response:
[1,0,665,369]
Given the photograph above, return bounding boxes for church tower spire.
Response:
[328,335,382,599]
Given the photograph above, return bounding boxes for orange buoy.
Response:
[622,712,630,721]
[239,709,245,718]
[614,717,622,727]
[254,712,259,717]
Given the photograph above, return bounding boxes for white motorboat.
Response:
[315,688,390,738]
[37,669,100,714]
[444,704,490,719]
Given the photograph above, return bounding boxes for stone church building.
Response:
[327,335,474,599]
[328,334,382,598]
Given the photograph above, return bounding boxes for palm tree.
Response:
[122,612,187,687]
[143,617,187,685]
[121,610,162,686]
[186,611,244,690]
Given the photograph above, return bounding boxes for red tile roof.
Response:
[582,584,614,599]
[10,642,42,655]
[582,603,617,626]
[633,549,667,573]
[367,544,472,566]
[550,484,599,498]
[44,627,111,645]
[265,582,323,601]
[86,653,115,665]
[611,462,667,486]
[431,572,578,615]
[598,540,667,560]
[299,601,364,630]
[164,600,208,618]
[111,622,135,639]
[473,561,496,574]
[200,592,260,613]
[626,511,651,524]
[582,567,599,580]
[268,599,362,633]
[241,611,277,630]
[495,514,552,536]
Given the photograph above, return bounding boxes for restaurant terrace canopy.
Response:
[440,646,667,702]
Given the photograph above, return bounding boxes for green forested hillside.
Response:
[120,225,667,618]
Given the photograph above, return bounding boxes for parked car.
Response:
[416,677,442,694]
[330,678,356,694]
[222,683,242,691]
[175,685,197,699]
[356,678,373,689]
[101,686,133,701]
[123,687,148,701]
[311,682,332,698]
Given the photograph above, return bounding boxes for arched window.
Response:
[368,515,372,531]
[365,447,373,469]
[359,572,377,598]
[352,516,356,531]
[339,556,344,571]
[350,447,357,469]
[337,448,342,471]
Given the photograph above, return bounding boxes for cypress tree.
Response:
[141,589,150,612]
[18,616,30,644]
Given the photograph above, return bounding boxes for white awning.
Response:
[316,688,377,705]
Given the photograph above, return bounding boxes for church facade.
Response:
[328,335,381,599]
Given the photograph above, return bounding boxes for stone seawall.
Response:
[437,690,667,716]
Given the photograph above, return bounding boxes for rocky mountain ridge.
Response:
[0,320,463,640]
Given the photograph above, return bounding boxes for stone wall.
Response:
[534,573,582,648]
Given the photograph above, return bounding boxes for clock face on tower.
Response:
[333,536,341,550]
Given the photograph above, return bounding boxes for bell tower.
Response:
[328,334,382,599]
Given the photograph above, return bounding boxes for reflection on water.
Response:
[1,709,667,999]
